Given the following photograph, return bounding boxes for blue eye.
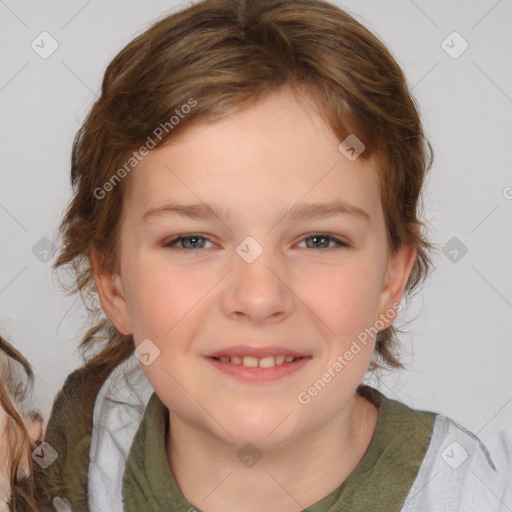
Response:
[163,234,212,250]
[162,233,349,251]
[299,234,348,249]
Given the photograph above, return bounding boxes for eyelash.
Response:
[162,233,349,251]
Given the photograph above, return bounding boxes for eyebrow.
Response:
[141,199,370,224]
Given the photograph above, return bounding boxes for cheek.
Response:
[123,257,208,402]
[124,255,206,341]
[301,260,383,340]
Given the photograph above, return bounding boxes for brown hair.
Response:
[53,0,433,375]
[0,335,39,511]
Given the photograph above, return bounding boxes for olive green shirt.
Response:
[34,364,436,511]
[122,386,436,511]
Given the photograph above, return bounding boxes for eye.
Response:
[297,233,349,249]
[162,234,214,250]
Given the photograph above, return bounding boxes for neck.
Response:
[166,393,379,512]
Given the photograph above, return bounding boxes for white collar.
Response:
[87,354,153,512]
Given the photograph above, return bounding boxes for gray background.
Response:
[1,0,511,449]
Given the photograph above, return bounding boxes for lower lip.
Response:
[205,356,312,382]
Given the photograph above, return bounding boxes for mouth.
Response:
[205,352,312,382]
[210,354,306,368]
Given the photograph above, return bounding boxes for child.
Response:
[34,0,511,510]
[0,335,44,511]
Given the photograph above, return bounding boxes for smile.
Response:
[206,355,312,382]
[213,354,301,367]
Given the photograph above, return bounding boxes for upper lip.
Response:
[206,345,311,358]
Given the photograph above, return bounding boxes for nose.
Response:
[220,242,296,325]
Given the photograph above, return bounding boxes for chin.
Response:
[211,405,301,449]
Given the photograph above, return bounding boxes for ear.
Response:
[377,239,417,327]
[90,245,132,335]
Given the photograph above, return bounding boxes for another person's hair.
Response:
[53,0,433,376]
[0,335,41,511]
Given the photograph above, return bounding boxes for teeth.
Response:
[258,356,275,368]
[243,356,259,368]
[214,355,301,367]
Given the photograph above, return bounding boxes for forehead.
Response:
[124,87,382,223]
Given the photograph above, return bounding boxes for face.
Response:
[93,86,414,449]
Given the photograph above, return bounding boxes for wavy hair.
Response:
[0,335,40,511]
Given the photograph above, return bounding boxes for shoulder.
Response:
[402,414,512,512]
[45,362,116,441]
[33,362,116,510]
